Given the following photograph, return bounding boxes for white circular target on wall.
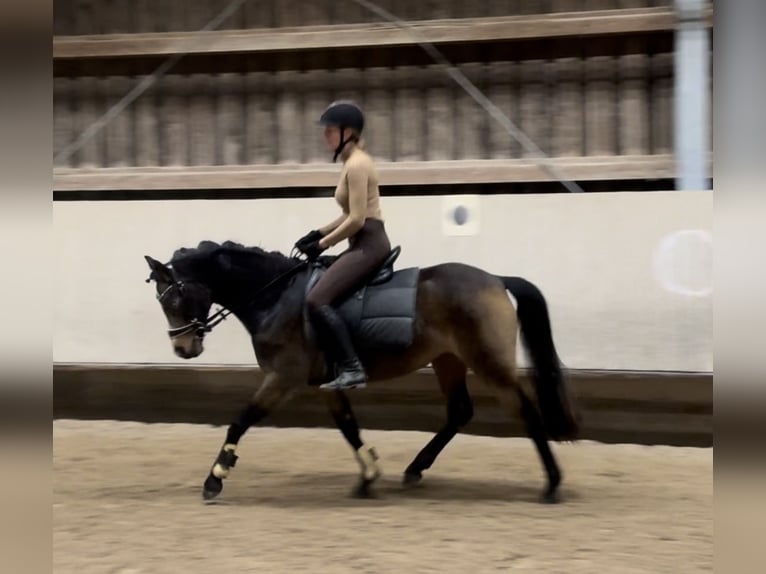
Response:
[652,229,712,297]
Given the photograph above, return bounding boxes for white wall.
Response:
[53,191,712,372]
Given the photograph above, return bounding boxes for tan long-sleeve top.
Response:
[320,145,383,248]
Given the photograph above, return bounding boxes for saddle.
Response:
[304,245,420,354]
[314,245,402,285]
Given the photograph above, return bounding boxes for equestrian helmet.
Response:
[319,100,364,134]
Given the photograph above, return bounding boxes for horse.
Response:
[144,239,580,504]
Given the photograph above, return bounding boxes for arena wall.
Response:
[53,190,712,372]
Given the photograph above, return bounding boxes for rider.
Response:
[295,100,392,391]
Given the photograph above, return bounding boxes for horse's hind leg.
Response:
[202,371,298,502]
[403,353,472,487]
[484,372,562,503]
[460,294,562,503]
[324,390,381,498]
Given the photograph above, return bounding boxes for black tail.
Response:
[500,276,581,441]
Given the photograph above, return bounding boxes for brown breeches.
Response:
[306,218,391,310]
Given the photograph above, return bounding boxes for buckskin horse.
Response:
[144,240,580,504]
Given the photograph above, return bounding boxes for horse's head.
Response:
[144,255,213,359]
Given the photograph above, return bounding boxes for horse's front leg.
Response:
[325,390,381,498]
[202,371,300,502]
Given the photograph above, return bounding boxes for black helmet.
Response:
[319,100,364,134]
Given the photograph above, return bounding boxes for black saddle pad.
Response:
[304,266,420,352]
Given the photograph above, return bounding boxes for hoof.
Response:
[352,478,378,499]
[202,473,223,502]
[402,471,423,488]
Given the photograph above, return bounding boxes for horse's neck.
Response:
[208,254,297,317]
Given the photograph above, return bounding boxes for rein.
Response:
[152,253,310,339]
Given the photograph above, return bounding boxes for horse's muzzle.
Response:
[173,335,203,359]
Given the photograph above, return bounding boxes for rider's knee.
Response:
[305,293,326,315]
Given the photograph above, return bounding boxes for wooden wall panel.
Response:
[104,76,133,167]
[157,1,188,33]
[188,73,217,166]
[334,0,365,24]
[519,58,550,157]
[619,41,650,155]
[102,0,133,33]
[53,365,714,448]
[218,73,246,165]
[54,51,680,171]
[245,71,276,164]
[363,67,395,162]
[302,0,333,26]
[303,69,333,163]
[134,75,160,167]
[389,0,417,20]
[650,52,673,155]
[244,0,275,28]
[551,56,584,157]
[157,75,188,166]
[456,63,487,160]
[421,0,453,20]
[274,0,303,28]
[519,0,547,15]
[551,1,586,12]
[135,0,158,33]
[487,61,519,159]
[187,0,216,31]
[54,0,75,36]
[486,2,517,18]
[424,65,454,161]
[584,0,615,10]
[52,0,697,187]
[53,78,74,168]
[72,77,105,168]
[56,0,705,34]
[332,68,366,108]
[392,67,424,161]
[585,54,618,155]
[274,70,302,163]
[73,0,100,35]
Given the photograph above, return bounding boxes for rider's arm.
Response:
[319,163,367,249]
[318,212,346,237]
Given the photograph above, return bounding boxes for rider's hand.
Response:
[301,239,326,261]
[294,229,322,251]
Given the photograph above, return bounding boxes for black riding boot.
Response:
[310,305,368,390]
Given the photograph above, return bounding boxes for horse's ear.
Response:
[144,255,172,283]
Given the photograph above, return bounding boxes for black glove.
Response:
[301,239,326,261]
[295,229,322,251]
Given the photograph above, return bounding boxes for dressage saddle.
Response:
[314,245,402,287]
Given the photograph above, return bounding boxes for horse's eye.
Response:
[167,296,183,312]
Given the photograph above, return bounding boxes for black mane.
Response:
[169,240,291,266]
[168,240,295,276]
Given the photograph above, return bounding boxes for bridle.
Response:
[153,279,218,340]
[148,254,311,340]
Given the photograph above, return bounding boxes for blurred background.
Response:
[52,0,713,445]
[53,0,713,192]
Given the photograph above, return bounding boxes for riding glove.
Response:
[295,229,323,251]
[301,239,326,261]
